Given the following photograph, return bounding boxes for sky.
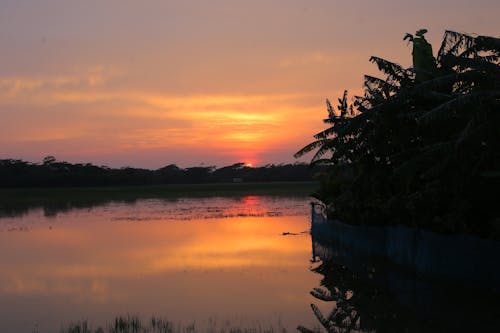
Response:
[1,0,499,169]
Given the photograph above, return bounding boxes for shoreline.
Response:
[0,181,318,203]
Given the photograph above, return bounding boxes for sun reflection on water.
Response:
[0,196,319,332]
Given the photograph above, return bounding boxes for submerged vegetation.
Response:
[296,30,500,238]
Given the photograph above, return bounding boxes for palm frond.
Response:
[311,143,335,163]
[327,307,339,323]
[440,54,500,72]
[338,90,349,117]
[310,287,336,302]
[369,56,413,86]
[311,158,335,166]
[296,325,317,333]
[475,35,500,55]
[326,98,337,120]
[311,304,330,329]
[314,126,337,140]
[418,90,500,126]
[364,75,398,95]
[411,71,480,94]
[437,30,475,61]
[354,95,372,113]
[294,140,328,158]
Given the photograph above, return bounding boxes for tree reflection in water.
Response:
[301,235,500,333]
[299,252,418,333]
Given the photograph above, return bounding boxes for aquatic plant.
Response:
[60,316,283,333]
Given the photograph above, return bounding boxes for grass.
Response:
[1,181,317,201]
[58,315,290,333]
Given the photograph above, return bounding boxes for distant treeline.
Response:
[0,157,322,188]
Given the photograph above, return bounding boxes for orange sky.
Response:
[1,1,499,168]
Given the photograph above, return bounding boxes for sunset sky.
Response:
[1,0,499,168]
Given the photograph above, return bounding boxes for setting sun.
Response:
[1,2,498,168]
[0,2,499,332]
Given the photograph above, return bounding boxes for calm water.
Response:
[3,194,499,333]
[0,195,321,333]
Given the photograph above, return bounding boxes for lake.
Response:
[2,187,499,333]
[0,192,321,333]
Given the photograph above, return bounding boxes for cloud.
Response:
[0,66,116,99]
[0,66,324,167]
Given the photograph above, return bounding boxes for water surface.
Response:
[5,192,496,333]
[0,196,320,333]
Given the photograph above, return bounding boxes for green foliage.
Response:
[296,30,500,238]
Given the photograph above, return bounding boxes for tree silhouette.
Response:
[296,29,500,237]
[43,155,57,165]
